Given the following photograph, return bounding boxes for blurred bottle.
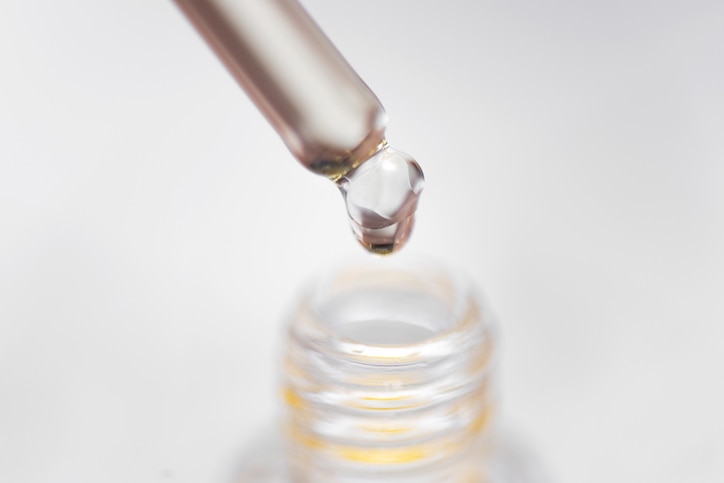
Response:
[235,258,544,482]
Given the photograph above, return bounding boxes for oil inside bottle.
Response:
[337,144,424,254]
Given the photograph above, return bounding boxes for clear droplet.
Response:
[338,145,424,254]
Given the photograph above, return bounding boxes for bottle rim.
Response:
[290,255,495,366]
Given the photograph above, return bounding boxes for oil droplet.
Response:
[337,145,424,254]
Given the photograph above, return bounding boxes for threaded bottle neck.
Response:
[281,259,498,482]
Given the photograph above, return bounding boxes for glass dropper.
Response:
[174,0,424,254]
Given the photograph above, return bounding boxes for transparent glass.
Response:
[174,0,387,178]
[234,258,544,482]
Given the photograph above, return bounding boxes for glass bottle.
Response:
[235,258,543,482]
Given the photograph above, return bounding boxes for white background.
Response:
[1,1,723,482]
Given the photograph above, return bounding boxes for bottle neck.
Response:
[281,259,498,482]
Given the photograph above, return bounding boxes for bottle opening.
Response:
[301,257,473,360]
[318,287,454,346]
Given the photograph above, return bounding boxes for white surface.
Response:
[1,1,723,482]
